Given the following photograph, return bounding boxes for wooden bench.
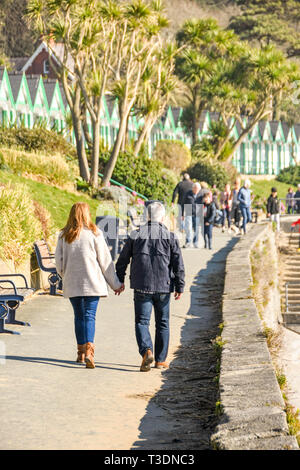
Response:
[0,274,35,335]
[33,240,62,295]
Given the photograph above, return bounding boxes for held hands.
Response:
[114,284,125,295]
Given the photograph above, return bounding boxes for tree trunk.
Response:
[90,120,100,189]
[102,111,129,186]
[134,118,153,156]
[72,110,90,182]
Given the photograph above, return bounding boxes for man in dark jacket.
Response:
[116,202,185,372]
[295,184,300,214]
[172,173,193,231]
[267,187,280,232]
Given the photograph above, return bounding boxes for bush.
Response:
[276,165,300,185]
[153,139,191,174]
[0,126,77,159]
[187,159,231,189]
[99,151,177,203]
[0,148,78,188]
[0,183,43,266]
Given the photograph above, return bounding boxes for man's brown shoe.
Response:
[140,349,154,372]
[76,344,86,364]
[155,362,169,369]
[85,342,95,369]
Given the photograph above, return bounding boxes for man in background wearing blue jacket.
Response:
[238,179,252,234]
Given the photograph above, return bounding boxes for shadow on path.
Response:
[1,355,141,372]
[132,238,239,450]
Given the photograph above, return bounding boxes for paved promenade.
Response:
[0,230,237,450]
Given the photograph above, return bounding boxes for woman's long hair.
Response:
[60,202,98,243]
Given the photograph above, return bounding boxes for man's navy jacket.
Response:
[116,222,185,294]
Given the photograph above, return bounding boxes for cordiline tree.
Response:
[101,0,170,186]
[204,44,300,164]
[26,0,93,184]
[27,0,169,189]
[133,41,180,157]
[175,18,243,147]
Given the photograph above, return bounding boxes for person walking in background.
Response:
[55,202,123,369]
[286,187,295,214]
[232,178,241,233]
[220,183,234,234]
[238,179,252,235]
[172,173,193,231]
[295,184,300,214]
[203,192,216,250]
[212,190,223,226]
[267,187,280,232]
[183,182,203,248]
[116,202,185,372]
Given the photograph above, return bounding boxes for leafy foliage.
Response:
[99,151,177,203]
[276,164,300,185]
[0,126,77,159]
[187,158,230,188]
[0,183,43,267]
[0,148,78,188]
[153,139,191,174]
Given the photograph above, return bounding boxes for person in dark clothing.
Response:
[116,202,185,372]
[172,173,193,231]
[267,187,280,232]
[203,192,216,250]
[295,184,300,214]
[231,178,241,232]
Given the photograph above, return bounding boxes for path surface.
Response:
[0,230,237,450]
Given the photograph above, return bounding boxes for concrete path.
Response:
[0,230,237,450]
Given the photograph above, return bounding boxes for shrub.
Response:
[153,139,191,174]
[0,148,78,188]
[0,183,43,267]
[276,164,300,185]
[0,126,77,159]
[99,151,177,203]
[187,159,231,189]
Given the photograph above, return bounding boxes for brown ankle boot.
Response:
[85,342,95,369]
[76,344,86,364]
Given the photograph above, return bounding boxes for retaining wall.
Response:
[211,223,299,450]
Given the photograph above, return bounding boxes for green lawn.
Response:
[0,170,101,230]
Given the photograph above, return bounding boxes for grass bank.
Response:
[0,170,100,231]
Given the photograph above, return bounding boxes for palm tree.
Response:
[175,18,240,146]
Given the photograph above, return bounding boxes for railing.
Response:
[279,198,300,215]
[98,171,148,201]
[285,282,290,314]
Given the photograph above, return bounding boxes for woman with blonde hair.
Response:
[55,202,123,368]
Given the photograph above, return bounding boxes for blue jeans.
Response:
[222,208,231,228]
[185,215,200,245]
[204,223,213,249]
[69,296,100,345]
[134,291,171,363]
[240,207,252,233]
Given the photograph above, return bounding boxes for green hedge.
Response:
[276,165,300,185]
[0,126,77,159]
[100,151,177,203]
[187,159,230,188]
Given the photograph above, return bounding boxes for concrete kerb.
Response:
[210,223,299,450]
